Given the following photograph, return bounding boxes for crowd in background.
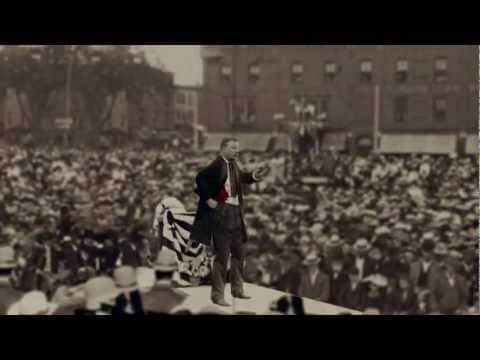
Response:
[0,143,478,315]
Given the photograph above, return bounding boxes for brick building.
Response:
[174,85,201,130]
[201,45,478,154]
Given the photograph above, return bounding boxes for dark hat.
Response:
[421,239,435,252]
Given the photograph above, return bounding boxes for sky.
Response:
[143,45,202,86]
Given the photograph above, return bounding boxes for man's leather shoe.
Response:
[212,298,231,307]
[232,294,252,300]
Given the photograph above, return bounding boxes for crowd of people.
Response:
[0,143,478,315]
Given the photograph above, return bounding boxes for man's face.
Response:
[349,273,359,283]
[222,141,240,160]
[332,262,343,273]
[422,251,433,262]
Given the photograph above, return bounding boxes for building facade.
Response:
[174,85,201,130]
[201,45,478,153]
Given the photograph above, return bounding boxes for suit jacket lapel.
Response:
[215,157,228,185]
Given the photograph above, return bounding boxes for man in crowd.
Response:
[0,144,477,315]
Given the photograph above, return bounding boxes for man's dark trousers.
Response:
[211,203,245,301]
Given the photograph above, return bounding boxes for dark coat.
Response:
[191,156,257,248]
[410,260,441,290]
[30,244,60,274]
[328,271,350,306]
[338,280,367,311]
[119,241,142,268]
[298,268,330,302]
[384,289,418,315]
[98,245,119,274]
[345,256,377,279]
[429,272,468,314]
[141,283,189,314]
[61,242,83,272]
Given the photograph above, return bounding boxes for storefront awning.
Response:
[379,134,457,154]
[203,133,274,152]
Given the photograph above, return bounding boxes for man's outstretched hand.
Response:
[253,166,270,181]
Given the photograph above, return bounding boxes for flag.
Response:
[153,198,213,283]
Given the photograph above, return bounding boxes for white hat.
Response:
[113,266,139,292]
[375,226,391,236]
[84,277,120,311]
[363,274,388,288]
[8,291,58,315]
[136,267,156,292]
[152,247,178,272]
[436,211,452,222]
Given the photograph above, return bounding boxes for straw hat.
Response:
[8,291,58,315]
[325,235,344,249]
[84,277,120,311]
[363,274,388,288]
[136,267,156,292]
[152,247,178,272]
[375,226,391,236]
[113,266,138,292]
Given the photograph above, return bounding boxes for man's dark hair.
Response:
[220,138,238,150]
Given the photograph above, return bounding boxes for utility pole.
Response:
[64,45,75,147]
[231,45,239,135]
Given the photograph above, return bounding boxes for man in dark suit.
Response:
[298,253,330,302]
[118,230,143,268]
[61,236,83,285]
[328,257,349,306]
[338,268,366,311]
[191,138,269,307]
[346,238,376,280]
[429,258,469,315]
[409,238,440,293]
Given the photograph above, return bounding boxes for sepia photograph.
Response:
[0,45,478,316]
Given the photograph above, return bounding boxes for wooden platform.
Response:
[179,283,362,315]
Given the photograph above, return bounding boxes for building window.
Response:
[360,59,373,84]
[227,97,256,125]
[434,57,448,83]
[394,96,408,122]
[395,59,409,84]
[433,96,447,122]
[249,63,261,84]
[291,62,304,83]
[221,65,232,82]
[176,93,186,105]
[324,61,338,82]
